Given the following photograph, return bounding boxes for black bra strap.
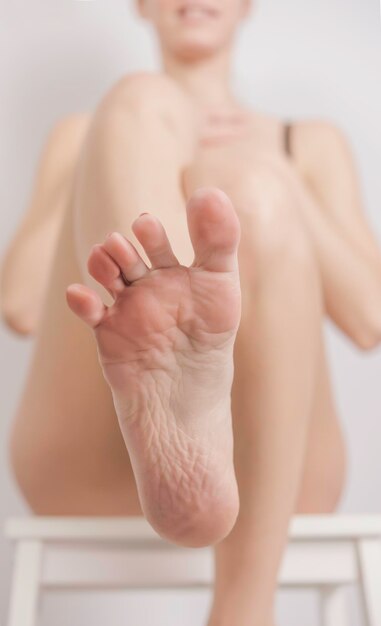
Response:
[284,122,293,157]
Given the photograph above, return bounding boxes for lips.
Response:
[177,3,219,20]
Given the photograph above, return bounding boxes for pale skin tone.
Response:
[2,0,381,624]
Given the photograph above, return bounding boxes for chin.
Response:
[174,38,223,61]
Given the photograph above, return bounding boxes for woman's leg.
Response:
[71,73,197,278]
[67,73,242,547]
[208,171,323,626]
[295,336,347,513]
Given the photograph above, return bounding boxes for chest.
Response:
[183,126,295,200]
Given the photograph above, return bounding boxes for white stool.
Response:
[5,515,381,626]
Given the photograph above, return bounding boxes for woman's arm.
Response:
[292,120,381,350]
[0,114,90,336]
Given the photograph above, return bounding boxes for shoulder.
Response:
[289,119,356,182]
[292,119,348,145]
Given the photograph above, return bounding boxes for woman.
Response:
[2,1,381,624]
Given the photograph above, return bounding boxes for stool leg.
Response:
[7,541,43,626]
[357,539,381,626]
[320,587,348,626]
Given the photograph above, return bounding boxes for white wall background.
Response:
[0,0,380,624]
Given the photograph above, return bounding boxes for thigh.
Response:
[9,186,142,515]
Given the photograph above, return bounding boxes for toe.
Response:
[66,284,107,328]
[103,233,149,283]
[132,213,180,269]
[88,245,126,297]
[186,188,241,272]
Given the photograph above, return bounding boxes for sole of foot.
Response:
[66,188,242,547]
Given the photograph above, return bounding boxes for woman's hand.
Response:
[199,108,252,146]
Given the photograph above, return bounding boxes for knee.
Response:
[235,167,318,283]
[90,73,195,159]
[99,72,194,138]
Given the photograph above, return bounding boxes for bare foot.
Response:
[66,188,241,546]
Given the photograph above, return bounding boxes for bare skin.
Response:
[2,0,381,624]
[67,188,242,546]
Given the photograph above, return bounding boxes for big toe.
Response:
[186,187,241,272]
